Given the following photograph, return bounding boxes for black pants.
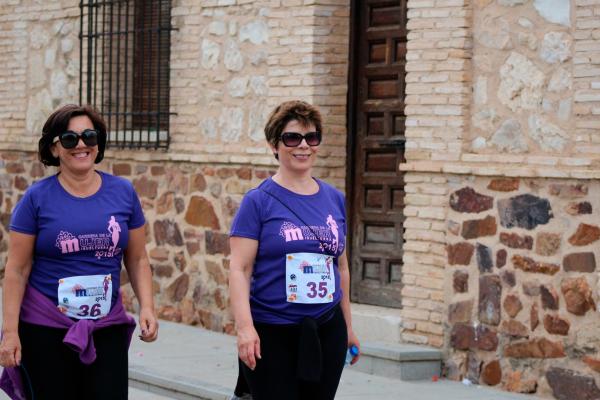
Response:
[240,307,348,400]
[19,321,129,400]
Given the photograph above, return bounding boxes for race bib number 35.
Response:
[286,252,335,304]
[57,274,112,319]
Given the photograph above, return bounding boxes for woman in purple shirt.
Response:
[0,105,158,399]
[229,100,360,399]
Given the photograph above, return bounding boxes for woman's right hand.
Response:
[237,325,261,370]
[0,331,21,368]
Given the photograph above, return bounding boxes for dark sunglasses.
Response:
[53,129,99,149]
[280,131,322,147]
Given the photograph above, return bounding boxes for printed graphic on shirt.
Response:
[57,274,112,319]
[285,252,335,304]
[55,216,122,259]
[279,214,343,254]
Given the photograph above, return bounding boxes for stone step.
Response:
[349,303,441,380]
[350,302,403,344]
[352,342,443,381]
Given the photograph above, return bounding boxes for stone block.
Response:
[350,303,403,343]
[535,232,561,256]
[479,275,502,325]
[513,255,559,275]
[500,319,528,338]
[488,178,519,192]
[546,368,600,400]
[541,285,560,310]
[113,163,131,176]
[544,314,570,335]
[476,243,493,272]
[450,187,494,213]
[563,252,596,272]
[450,323,473,350]
[504,338,566,358]
[501,270,515,287]
[500,232,533,249]
[503,294,523,318]
[531,303,539,331]
[154,220,183,246]
[481,360,502,386]
[583,356,600,373]
[565,201,592,215]
[461,215,497,239]
[166,273,189,302]
[185,196,220,230]
[133,176,158,199]
[568,223,600,246]
[504,370,538,393]
[498,194,553,230]
[448,299,473,324]
[561,277,596,315]
[467,353,482,384]
[205,231,230,255]
[453,270,469,293]
[496,249,507,268]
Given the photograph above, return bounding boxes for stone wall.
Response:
[0,150,276,333]
[445,178,600,398]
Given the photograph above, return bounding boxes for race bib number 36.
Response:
[57,274,112,319]
[286,252,335,304]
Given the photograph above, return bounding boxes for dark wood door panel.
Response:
[349,0,407,308]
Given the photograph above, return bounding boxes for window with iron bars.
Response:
[79,0,174,149]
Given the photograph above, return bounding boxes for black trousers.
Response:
[18,321,129,400]
[240,306,348,400]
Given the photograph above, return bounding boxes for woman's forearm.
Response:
[339,267,353,332]
[2,267,29,334]
[229,268,253,328]
[126,256,154,310]
[2,232,35,334]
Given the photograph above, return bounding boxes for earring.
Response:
[274,153,279,160]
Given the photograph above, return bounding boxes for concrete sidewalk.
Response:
[128,318,540,400]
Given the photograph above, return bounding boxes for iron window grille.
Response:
[79,0,174,149]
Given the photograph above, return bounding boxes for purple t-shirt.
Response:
[10,171,145,309]
[230,177,346,324]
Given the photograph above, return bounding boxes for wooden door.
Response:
[348,0,407,308]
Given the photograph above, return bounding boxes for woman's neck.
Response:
[57,169,101,198]
[272,169,318,195]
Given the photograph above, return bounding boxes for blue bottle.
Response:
[345,345,359,365]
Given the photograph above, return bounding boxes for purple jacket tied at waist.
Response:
[0,285,136,400]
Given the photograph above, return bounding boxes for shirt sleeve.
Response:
[340,191,348,236]
[129,184,146,229]
[230,191,262,240]
[9,189,37,235]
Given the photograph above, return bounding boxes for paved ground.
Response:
[0,386,174,400]
[0,293,542,399]
[127,318,541,400]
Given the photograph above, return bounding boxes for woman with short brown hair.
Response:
[230,100,360,399]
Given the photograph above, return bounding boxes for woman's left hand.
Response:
[348,329,360,365]
[138,307,159,342]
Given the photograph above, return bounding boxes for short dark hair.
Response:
[264,100,323,148]
[38,104,107,167]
